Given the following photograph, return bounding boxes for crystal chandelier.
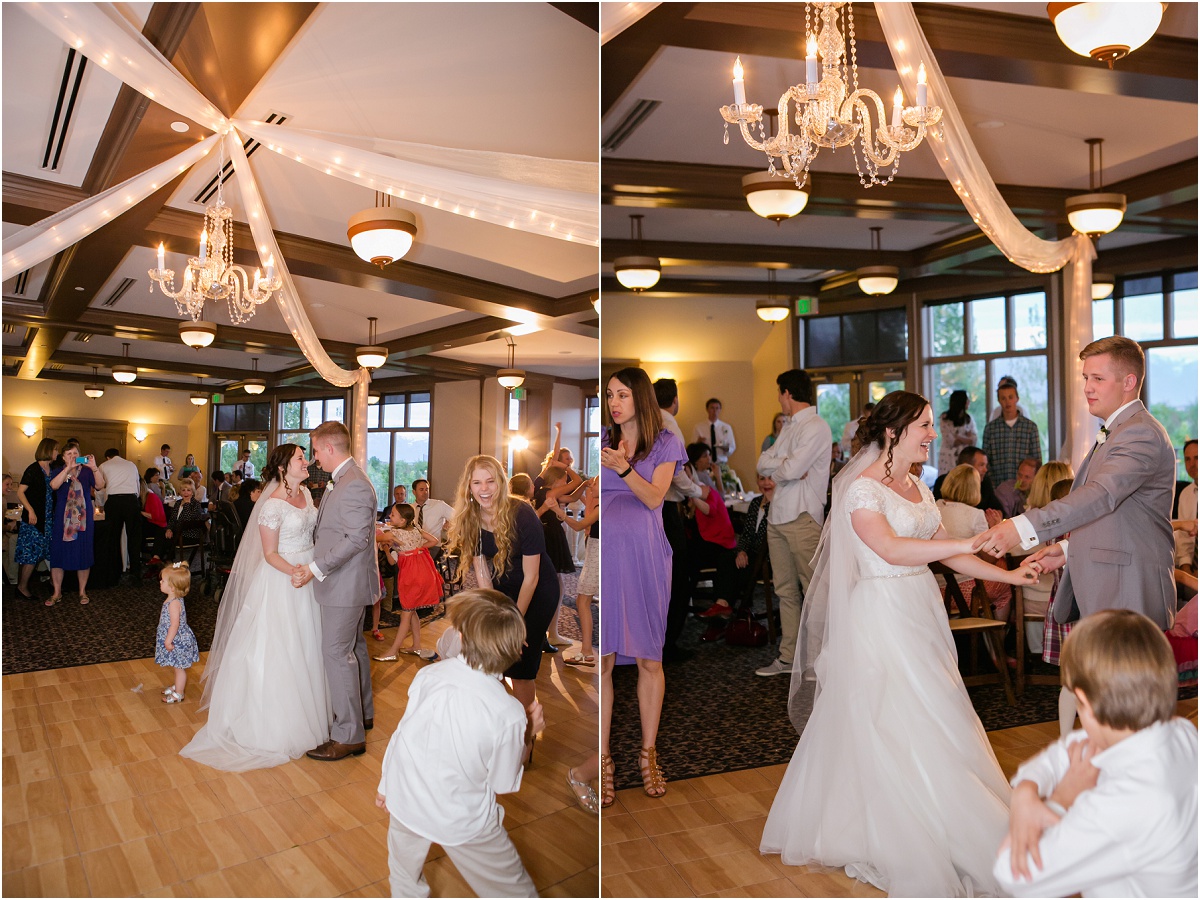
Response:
[719,1,942,190]
[149,141,282,325]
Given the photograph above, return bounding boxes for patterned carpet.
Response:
[2,566,593,675]
[609,592,1197,790]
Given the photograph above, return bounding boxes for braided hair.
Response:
[855,391,930,485]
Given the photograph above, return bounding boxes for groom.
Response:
[294,421,379,760]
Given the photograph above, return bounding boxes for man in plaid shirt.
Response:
[981,377,1042,486]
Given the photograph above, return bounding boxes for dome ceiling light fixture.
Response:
[613,214,661,292]
[1048,2,1165,68]
[1092,273,1115,300]
[243,357,266,395]
[856,227,900,296]
[111,342,137,383]
[756,269,790,322]
[1066,138,1126,237]
[368,393,380,406]
[496,335,525,391]
[189,376,209,407]
[178,320,217,349]
[355,316,388,370]
[84,366,104,399]
[347,192,418,268]
[743,169,810,223]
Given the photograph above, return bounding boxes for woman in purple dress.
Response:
[599,366,686,807]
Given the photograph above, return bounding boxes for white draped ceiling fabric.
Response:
[10,2,599,461]
[600,2,660,44]
[876,2,1098,468]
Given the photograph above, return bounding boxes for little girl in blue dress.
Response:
[156,562,199,703]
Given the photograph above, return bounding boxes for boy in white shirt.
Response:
[995,609,1197,898]
[376,589,543,898]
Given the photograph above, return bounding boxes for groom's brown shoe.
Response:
[363,718,373,731]
[306,741,366,761]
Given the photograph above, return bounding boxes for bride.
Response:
[761,391,1037,897]
[180,444,330,771]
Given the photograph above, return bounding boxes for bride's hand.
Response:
[1007,563,1039,585]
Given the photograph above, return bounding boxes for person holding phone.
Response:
[47,445,105,606]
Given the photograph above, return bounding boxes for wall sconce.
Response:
[21,423,38,438]
[133,428,148,443]
[510,435,530,452]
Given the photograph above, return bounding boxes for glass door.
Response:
[215,436,268,479]
[813,369,906,460]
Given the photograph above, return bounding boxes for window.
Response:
[366,391,431,507]
[925,291,1049,461]
[1098,270,1199,479]
[804,308,908,368]
[277,397,346,453]
[583,395,601,476]
[506,392,525,475]
[212,401,271,475]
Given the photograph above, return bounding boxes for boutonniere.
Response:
[1095,425,1111,446]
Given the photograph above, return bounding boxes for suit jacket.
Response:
[312,459,380,607]
[1025,401,1175,628]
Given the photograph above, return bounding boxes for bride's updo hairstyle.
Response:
[855,390,930,484]
[265,443,302,497]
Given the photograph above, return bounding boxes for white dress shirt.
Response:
[1012,399,1142,551]
[694,417,737,463]
[661,409,702,502]
[415,498,454,540]
[756,406,832,527]
[154,454,174,481]
[1175,481,1196,568]
[98,456,140,496]
[994,719,1198,898]
[378,656,526,846]
[234,459,256,478]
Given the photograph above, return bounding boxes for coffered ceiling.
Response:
[3,2,600,396]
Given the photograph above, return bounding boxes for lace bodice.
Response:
[845,477,942,578]
[257,491,317,555]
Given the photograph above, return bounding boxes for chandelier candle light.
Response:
[720,1,942,190]
[149,142,282,325]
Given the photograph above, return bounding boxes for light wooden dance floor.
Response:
[2,615,599,897]
[601,698,1198,897]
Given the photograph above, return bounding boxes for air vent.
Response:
[193,111,290,205]
[602,99,660,152]
[3,324,16,334]
[99,277,136,308]
[43,48,88,172]
[73,332,92,343]
[46,362,63,372]
[12,270,30,296]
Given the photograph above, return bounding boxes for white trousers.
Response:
[388,810,536,898]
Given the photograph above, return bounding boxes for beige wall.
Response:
[430,379,483,500]
[751,321,794,470]
[2,377,207,479]
[551,382,585,467]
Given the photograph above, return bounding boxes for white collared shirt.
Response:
[994,720,1197,898]
[1012,399,1141,550]
[378,655,526,846]
[98,456,140,495]
[694,417,737,462]
[416,498,454,540]
[756,406,831,527]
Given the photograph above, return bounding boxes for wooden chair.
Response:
[930,561,1015,706]
[171,524,209,577]
[743,549,778,643]
[1007,555,1061,695]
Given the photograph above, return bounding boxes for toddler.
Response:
[376,589,543,898]
[561,476,598,666]
[373,503,443,662]
[994,609,1197,897]
[155,563,200,702]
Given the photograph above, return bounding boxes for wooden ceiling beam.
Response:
[602,238,910,270]
[51,349,259,384]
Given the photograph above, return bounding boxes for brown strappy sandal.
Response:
[639,745,667,798]
[600,753,615,808]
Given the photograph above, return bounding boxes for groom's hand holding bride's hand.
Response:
[291,565,313,588]
[973,518,1021,558]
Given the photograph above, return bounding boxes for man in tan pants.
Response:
[755,369,831,676]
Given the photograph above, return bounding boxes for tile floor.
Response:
[2,614,600,897]
[600,697,1198,898]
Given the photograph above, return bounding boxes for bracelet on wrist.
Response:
[618,465,633,479]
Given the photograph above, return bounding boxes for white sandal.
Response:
[161,688,185,703]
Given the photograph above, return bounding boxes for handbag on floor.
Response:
[725,609,767,646]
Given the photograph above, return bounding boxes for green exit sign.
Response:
[795,297,819,316]
[211,393,224,404]
[511,387,526,400]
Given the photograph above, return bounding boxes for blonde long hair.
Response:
[447,455,520,582]
[1026,460,1074,510]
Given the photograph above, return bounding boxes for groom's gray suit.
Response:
[310,458,379,745]
[1025,400,1176,628]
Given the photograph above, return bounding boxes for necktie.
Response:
[710,423,718,456]
[417,504,424,528]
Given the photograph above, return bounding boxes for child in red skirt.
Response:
[373,503,444,662]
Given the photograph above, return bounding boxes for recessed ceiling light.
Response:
[74,286,85,291]
[170,121,189,133]
[442,343,452,348]
[976,120,1005,129]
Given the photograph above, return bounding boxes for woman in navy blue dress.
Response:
[15,438,58,601]
[47,445,105,605]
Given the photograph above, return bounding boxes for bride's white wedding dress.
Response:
[180,490,330,771]
[761,475,1010,897]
